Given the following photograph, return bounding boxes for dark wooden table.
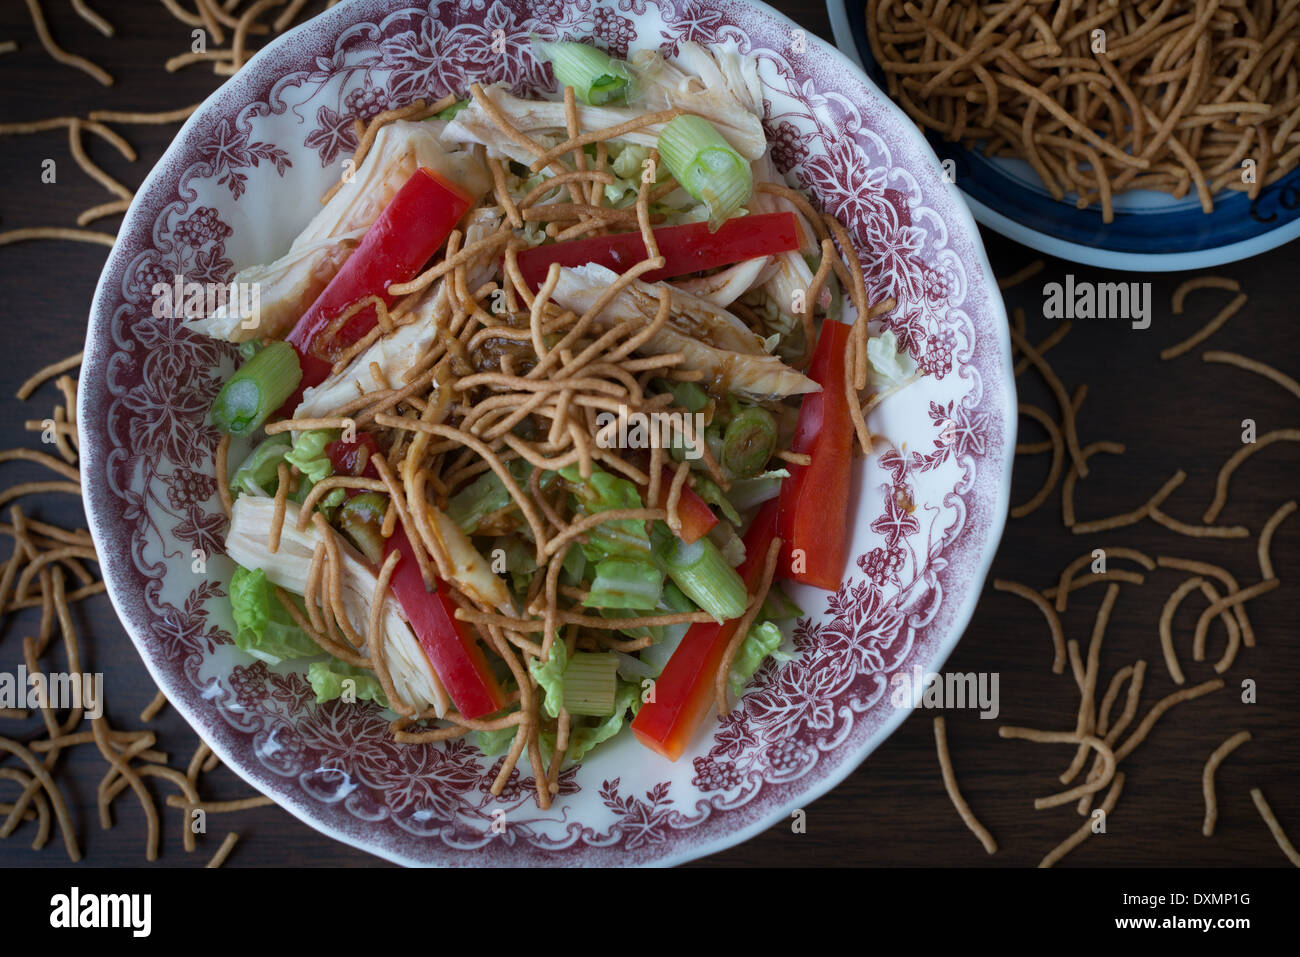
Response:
[1,0,1296,868]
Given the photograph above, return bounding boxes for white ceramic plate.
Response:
[81,0,1016,866]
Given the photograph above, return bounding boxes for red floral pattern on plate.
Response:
[80,0,1014,866]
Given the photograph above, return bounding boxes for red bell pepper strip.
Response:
[775,319,854,591]
[280,167,473,409]
[623,451,718,544]
[514,211,800,290]
[630,499,779,761]
[325,434,506,719]
[645,467,717,544]
[382,528,506,719]
[326,433,381,478]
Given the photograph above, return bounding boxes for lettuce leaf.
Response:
[446,458,534,534]
[475,724,519,757]
[727,621,793,698]
[559,464,651,560]
[584,557,664,611]
[229,566,320,666]
[284,429,337,484]
[286,429,346,514]
[307,660,388,708]
[230,435,292,497]
[611,144,651,180]
[867,329,914,384]
[760,584,804,621]
[528,637,568,720]
[602,144,666,206]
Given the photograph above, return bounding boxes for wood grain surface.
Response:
[0,0,1296,868]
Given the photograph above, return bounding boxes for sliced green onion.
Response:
[230,434,292,497]
[657,532,748,622]
[657,115,753,232]
[562,652,619,716]
[655,377,709,413]
[211,341,302,437]
[434,98,468,121]
[660,579,696,613]
[337,492,388,565]
[720,406,777,478]
[585,558,664,611]
[667,422,720,472]
[532,36,632,106]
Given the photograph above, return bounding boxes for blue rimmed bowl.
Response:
[827,0,1300,271]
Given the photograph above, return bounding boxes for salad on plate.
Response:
[189,39,908,809]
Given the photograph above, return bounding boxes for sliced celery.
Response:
[561,652,619,716]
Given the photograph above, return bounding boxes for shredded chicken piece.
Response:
[225,496,450,716]
[191,120,490,342]
[551,264,818,399]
